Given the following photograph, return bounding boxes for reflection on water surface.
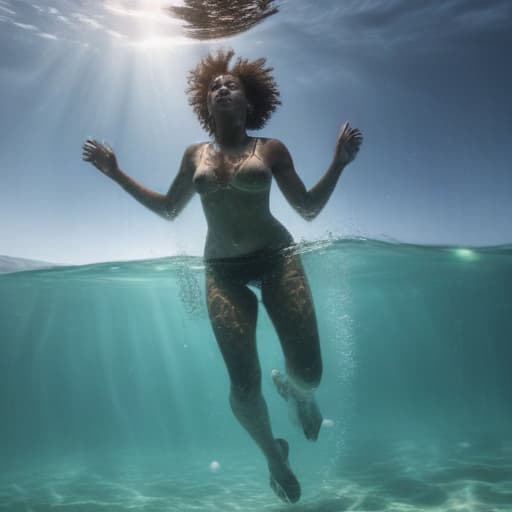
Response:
[165,0,279,39]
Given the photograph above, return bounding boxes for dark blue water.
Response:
[1,239,511,511]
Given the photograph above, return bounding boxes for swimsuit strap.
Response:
[202,142,208,154]
[251,137,258,157]
[199,141,210,165]
[232,137,259,174]
[252,137,265,163]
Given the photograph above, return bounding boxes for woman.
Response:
[82,49,362,503]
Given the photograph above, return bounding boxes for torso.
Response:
[192,137,293,259]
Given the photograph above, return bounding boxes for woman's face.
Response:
[207,74,248,116]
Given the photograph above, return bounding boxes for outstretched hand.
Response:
[333,122,363,168]
[82,139,120,178]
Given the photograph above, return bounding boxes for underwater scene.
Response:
[1,239,512,511]
[1,0,511,510]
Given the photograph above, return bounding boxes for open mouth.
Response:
[216,96,231,103]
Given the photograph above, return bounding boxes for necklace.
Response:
[209,138,257,187]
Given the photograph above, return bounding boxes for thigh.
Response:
[261,253,322,386]
[205,266,261,393]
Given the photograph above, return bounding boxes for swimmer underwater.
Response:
[82,49,362,503]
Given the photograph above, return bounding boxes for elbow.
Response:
[162,198,180,221]
[295,193,322,221]
[298,200,320,222]
[162,207,178,221]
[302,210,319,222]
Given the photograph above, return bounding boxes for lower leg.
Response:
[272,367,323,441]
[229,389,282,463]
[230,388,301,503]
[286,362,320,397]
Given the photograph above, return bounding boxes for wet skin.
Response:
[82,72,362,503]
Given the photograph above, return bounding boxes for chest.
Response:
[193,139,272,194]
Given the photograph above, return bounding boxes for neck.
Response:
[212,113,248,149]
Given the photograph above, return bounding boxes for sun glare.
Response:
[103,0,190,51]
[104,0,175,23]
[453,248,479,262]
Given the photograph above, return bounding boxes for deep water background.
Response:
[1,239,511,511]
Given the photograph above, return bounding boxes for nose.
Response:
[218,86,229,96]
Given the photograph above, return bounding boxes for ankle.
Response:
[268,438,287,467]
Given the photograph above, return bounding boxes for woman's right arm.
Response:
[82,139,199,220]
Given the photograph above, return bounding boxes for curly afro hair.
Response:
[186,49,281,136]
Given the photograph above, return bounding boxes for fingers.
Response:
[81,139,114,163]
[345,126,362,139]
[82,147,94,162]
[349,129,363,147]
[338,122,362,139]
[82,148,97,163]
[337,123,363,148]
[337,121,349,140]
[82,139,106,153]
[82,138,97,160]
[334,122,363,164]
[83,138,98,151]
[347,133,363,156]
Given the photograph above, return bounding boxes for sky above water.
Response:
[1,0,511,264]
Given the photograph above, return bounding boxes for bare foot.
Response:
[268,438,301,503]
[272,369,323,441]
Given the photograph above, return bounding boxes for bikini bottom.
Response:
[205,245,295,289]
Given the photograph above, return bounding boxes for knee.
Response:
[302,361,323,389]
[287,359,322,391]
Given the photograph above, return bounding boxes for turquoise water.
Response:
[1,239,511,511]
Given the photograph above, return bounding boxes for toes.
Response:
[304,419,322,441]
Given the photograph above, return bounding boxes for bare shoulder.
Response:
[256,137,288,154]
[182,142,208,169]
[184,141,208,158]
[256,137,292,168]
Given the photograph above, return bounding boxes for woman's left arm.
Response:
[270,122,362,221]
